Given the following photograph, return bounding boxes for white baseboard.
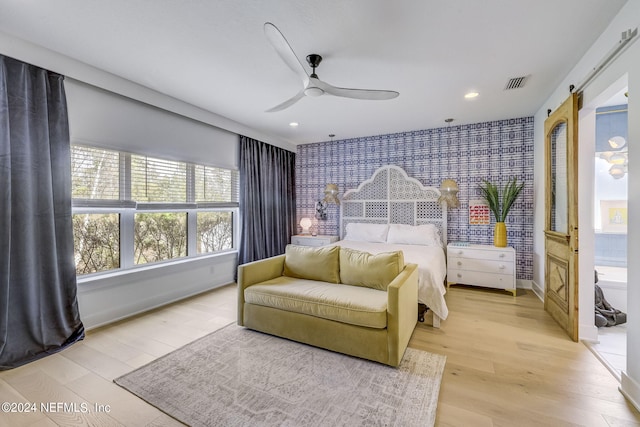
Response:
[621,372,640,412]
[516,279,533,289]
[579,324,599,342]
[530,280,544,301]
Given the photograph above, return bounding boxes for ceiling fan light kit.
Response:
[264,22,399,112]
[304,87,324,97]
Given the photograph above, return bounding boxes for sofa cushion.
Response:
[244,276,388,328]
[283,244,340,283]
[339,247,405,291]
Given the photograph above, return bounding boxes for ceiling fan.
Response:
[264,22,399,112]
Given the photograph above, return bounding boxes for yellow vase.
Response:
[494,222,507,247]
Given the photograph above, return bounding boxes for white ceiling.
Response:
[0,1,628,146]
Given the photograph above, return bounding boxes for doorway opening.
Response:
[588,86,628,380]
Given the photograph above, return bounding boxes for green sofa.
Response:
[237,245,419,367]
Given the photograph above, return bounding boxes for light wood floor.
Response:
[418,285,640,427]
[1,284,638,426]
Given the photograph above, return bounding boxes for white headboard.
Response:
[340,165,447,243]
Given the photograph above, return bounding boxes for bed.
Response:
[333,165,449,327]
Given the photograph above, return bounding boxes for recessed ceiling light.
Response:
[464,91,479,99]
[289,122,299,127]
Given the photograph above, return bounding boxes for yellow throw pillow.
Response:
[283,245,340,283]
[339,247,405,291]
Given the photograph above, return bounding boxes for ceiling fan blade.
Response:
[264,22,309,87]
[265,90,305,113]
[316,79,399,100]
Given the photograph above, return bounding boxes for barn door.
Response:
[544,92,579,341]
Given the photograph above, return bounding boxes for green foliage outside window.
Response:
[73,213,120,274]
[134,213,187,265]
[197,212,233,254]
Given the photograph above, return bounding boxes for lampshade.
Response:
[438,179,460,207]
[322,183,340,205]
[299,217,313,234]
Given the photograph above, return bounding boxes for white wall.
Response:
[0,30,296,154]
[78,253,237,329]
[533,0,640,410]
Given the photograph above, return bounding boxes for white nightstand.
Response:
[291,235,339,247]
[447,243,516,296]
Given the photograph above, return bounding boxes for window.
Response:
[132,155,187,202]
[197,211,233,254]
[72,145,120,200]
[195,165,237,202]
[134,212,187,264]
[71,145,239,275]
[73,213,120,274]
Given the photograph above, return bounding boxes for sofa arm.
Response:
[386,263,419,366]
[237,254,286,325]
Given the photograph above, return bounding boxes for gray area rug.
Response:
[115,324,446,427]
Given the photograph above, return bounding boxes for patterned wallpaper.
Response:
[295,116,535,280]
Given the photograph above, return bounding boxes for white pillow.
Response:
[386,223,442,246]
[344,223,389,243]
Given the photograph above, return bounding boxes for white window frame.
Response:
[72,145,239,278]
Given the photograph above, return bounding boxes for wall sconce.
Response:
[299,217,312,234]
[316,183,340,220]
[323,184,340,205]
[438,179,460,207]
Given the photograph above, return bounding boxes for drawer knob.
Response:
[457,261,462,266]
[457,273,462,278]
[457,250,463,255]
[499,264,505,270]
[499,253,505,258]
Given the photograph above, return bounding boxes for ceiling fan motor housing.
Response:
[306,54,323,69]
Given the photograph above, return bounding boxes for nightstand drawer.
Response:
[448,258,514,275]
[448,269,515,290]
[447,247,514,262]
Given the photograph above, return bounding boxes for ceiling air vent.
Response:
[504,75,529,90]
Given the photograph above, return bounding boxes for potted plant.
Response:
[478,178,524,247]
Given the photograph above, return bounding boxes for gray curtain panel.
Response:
[239,136,296,265]
[0,55,84,370]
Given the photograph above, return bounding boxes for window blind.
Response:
[72,145,238,206]
[194,165,239,204]
[131,155,187,203]
[71,145,120,200]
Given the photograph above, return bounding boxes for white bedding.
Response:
[332,240,448,321]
